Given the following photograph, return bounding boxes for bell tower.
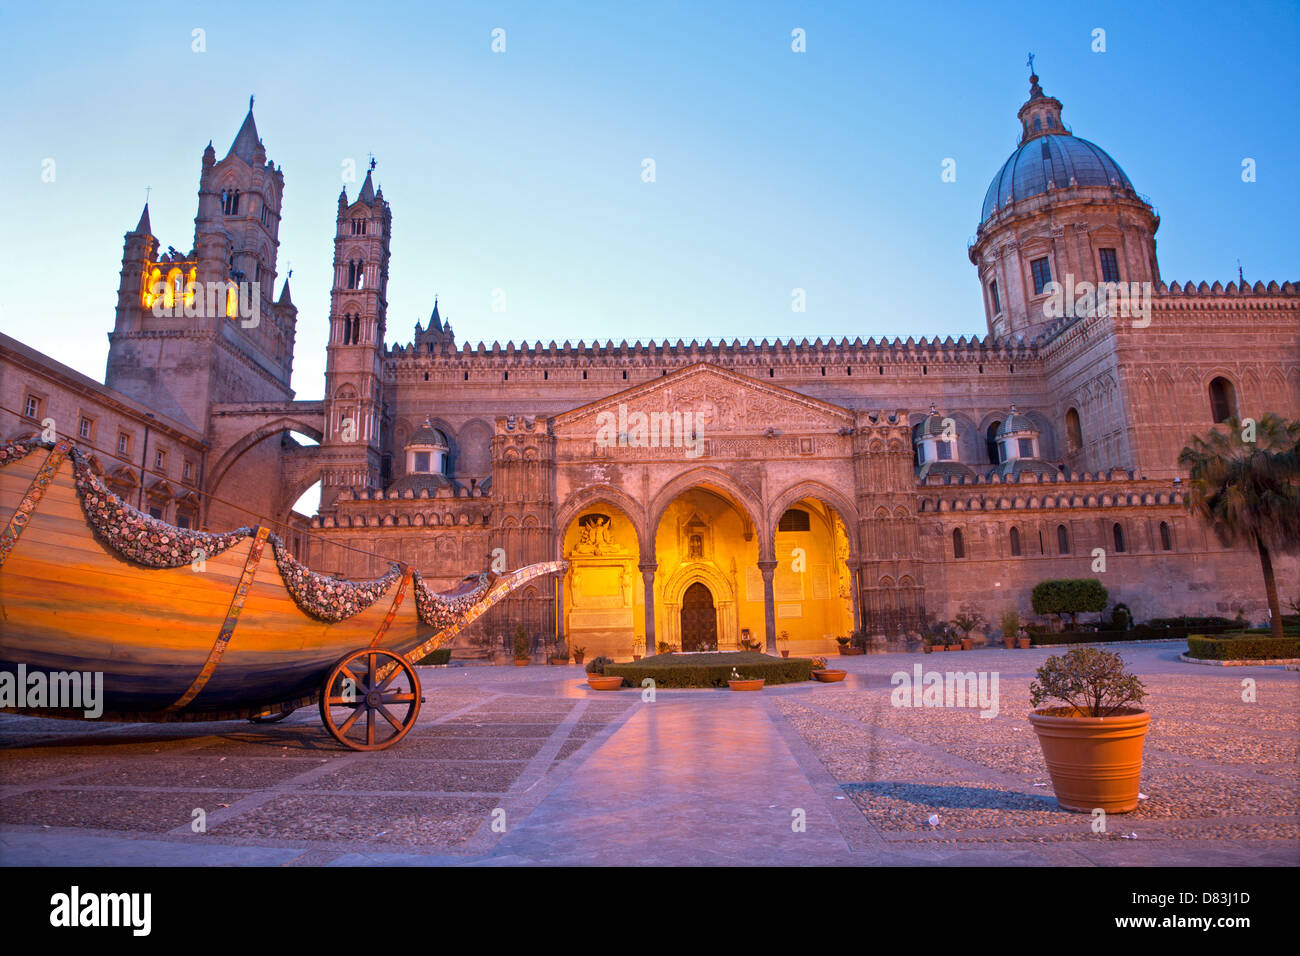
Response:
[320,161,392,510]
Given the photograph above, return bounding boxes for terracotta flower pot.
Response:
[728,678,765,691]
[586,675,623,690]
[780,650,790,658]
[632,654,642,661]
[1017,637,1032,649]
[1003,637,1016,649]
[513,658,530,666]
[573,654,584,666]
[946,644,962,652]
[961,638,973,651]
[812,669,847,683]
[1029,707,1151,813]
[923,644,933,654]
[836,645,851,654]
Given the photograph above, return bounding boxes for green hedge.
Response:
[1028,623,1255,646]
[1186,635,1300,661]
[604,651,814,688]
[416,648,452,666]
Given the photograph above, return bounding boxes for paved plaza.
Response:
[1,641,1296,866]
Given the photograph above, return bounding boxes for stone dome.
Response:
[406,417,447,448]
[981,134,1134,223]
[996,408,1037,438]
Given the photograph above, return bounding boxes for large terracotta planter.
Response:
[1017,637,1032,649]
[573,654,584,666]
[587,675,623,690]
[945,644,962,652]
[728,678,765,691]
[513,658,530,666]
[1003,637,1016,649]
[812,669,846,683]
[1029,707,1151,813]
[840,647,865,656]
[961,638,973,651]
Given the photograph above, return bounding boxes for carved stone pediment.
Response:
[552,363,854,451]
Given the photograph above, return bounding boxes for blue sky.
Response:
[1,0,1296,400]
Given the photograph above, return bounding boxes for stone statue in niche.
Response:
[573,513,625,556]
[688,533,703,560]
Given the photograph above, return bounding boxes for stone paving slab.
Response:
[0,642,1296,866]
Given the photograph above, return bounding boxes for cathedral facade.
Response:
[3,74,1297,658]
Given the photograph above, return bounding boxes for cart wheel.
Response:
[319,648,422,751]
[249,708,296,724]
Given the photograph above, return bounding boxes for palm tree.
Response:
[1179,413,1300,639]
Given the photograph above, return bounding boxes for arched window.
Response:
[1208,377,1237,423]
[1112,522,1126,553]
[952,528,965,559]
[1057,523,1070,555]
[1065,408,1083,453]
[1009,526,1021,557]
[1159,521,1172,551]
[986,422,1002,464]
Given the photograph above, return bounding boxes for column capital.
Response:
[757,559,778,575]
[638,563,658,574]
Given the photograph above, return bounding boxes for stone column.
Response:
[850,565,862,633]
[758,560,778,654]
[640,563,657,657]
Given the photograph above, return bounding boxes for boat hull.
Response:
[0,441,562,721]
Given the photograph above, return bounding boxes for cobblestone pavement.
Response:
[1,641,1296,865]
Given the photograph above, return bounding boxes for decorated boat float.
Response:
[0,436,565,750]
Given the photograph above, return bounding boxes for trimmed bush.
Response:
[605,651,814,688]
[1031,579,1109,628]
[416,648,452,666]
[1186,635,1300,660]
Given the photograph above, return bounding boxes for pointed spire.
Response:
[134,202,152,235]
[429,296,442,331]
[225,98,261,163]
[357,168,376,205]
[277,277,293,306]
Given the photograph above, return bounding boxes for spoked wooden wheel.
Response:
[319,648,422,751]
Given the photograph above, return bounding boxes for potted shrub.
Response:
[512,625,531,665]
[585,655,621,690]
[952,603,985,650]
[1028,647,1150,813]
[571,645,585,667]
[727,667,764,691]
[810,656,846,682]
[835,636,851,655]
[922,633,935,654]
[1000,608,1020,649]
[1018,624,1036,650]
[778,630,791,658]
[657,641,674,655]
[548,639,569,665]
